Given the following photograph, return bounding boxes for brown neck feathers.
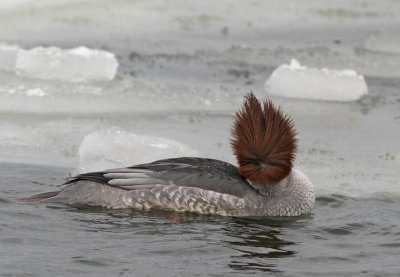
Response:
[231,93,297,185]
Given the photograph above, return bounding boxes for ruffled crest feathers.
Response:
[231,93,297,185]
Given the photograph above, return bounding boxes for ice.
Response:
[15,46,118,82]
[0,44,118,82]
[0,43,21,72]
[0,0,398,197]
[24,88,48,97]
[364,32,400,54]
[78,129,202,173]
[265,59,368,102]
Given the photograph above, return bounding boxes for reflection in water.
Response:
[223,216,312,273]
[59,205,219,232]
[47,204,315,273]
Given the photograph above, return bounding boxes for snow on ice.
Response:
[78,129,202,173]
[265,59,368,102]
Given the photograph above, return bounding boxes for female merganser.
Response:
[20,93,315,216]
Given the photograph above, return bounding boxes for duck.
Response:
[19,93,315,216]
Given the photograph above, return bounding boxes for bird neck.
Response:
[246,169,315,216]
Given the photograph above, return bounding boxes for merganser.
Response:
[19,93,315,216]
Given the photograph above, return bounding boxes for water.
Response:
[0,1,400,276]
[2,163,400,276]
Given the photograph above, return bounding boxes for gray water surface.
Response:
[1,162,400,277]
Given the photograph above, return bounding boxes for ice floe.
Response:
[0,43,118,82]
[16,46,118,82]
[0,43,21,72]
[78,129,202,173]
[265,59,368,102]
[24,88,48,97]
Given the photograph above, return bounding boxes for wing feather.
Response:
[66,158,254,198]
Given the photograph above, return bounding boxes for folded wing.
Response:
[66,157,254,198]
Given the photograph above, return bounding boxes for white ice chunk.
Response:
[24,88,48,97]
[0,43,22,72]
[265,59,368,102]
[78,129,202,173]
[16,46,118,82]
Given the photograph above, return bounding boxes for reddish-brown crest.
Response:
[231,93,297,185]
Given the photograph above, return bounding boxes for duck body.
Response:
[19,93,316,217]
[23,157,314,216]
